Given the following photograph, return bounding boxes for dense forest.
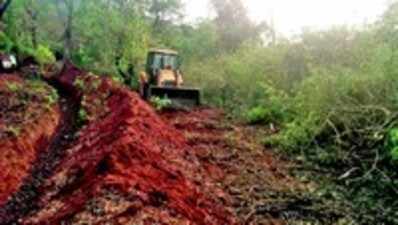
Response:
[1,0,398,224]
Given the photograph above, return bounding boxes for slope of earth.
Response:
[0,64,334,225]
[0,64,237,225]
[161,109,335,225]
[0,75,61,208]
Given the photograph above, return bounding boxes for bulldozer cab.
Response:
[142,48,201,107]
[146,49,180,82]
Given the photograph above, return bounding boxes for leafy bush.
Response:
[246,106,270,124]
[77,108,88,126]
[74,77,86,90]
[34,45,56,66]
[185,28,398,222]
[178,23,396,223]
[45,88,59,105]
[0,32,14,52]
[150,96,172,111]
[17,44,36,60]
[262,63,398,223]
[5,81,22,92]
[185,42,289,115]
[245,84,290,125]
[387,128,398,162]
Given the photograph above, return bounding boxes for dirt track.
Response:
[0,93,78,224]
[162,109,307,225]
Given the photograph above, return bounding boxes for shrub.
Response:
[245,106,270,124]
[34,45,56,66]
[0,32,14,52]
[150,96,172,111]
[184,42,289,116]
[77,108,88,126]
[45,88,59,105]
[387,128,398,162]
[264,65,398,224]
[5,81,22,92]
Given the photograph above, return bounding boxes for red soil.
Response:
[17,64,237,224]
[0,75,61,207]
[162,109,301,225]
[0,74,21,84]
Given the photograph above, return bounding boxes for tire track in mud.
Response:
[0,81,80,225]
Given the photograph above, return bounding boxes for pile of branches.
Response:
[294,104,398,224]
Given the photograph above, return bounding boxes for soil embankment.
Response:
[0,75,61,209]
[0,64,237,225]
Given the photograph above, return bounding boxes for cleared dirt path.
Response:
[161,109,309,225]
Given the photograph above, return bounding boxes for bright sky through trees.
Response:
[184,0,389,35]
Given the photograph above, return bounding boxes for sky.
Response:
[183,0,390,36]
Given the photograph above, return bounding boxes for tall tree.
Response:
[211,0,266,50]
[56,0,77,59]
[24,0,38,48]
[148,0,183,31]
[1,0,38,48]
[380,1,398,71]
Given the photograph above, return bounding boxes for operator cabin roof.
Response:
[149,48,179,55]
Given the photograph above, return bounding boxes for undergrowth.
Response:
[0,79,58,138]
[185,20,398,224]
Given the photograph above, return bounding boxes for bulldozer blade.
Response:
[149,86,201,108]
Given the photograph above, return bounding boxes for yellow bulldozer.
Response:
[139,48,201,107]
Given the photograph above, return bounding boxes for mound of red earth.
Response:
[0,64,237,224]
[0,75,61,208]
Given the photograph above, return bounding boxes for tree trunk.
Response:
[62,0,74,59]
[153,13,160,30]
[26,5,38,48]
[0,0,12,20]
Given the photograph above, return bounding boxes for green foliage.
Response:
[29,79,49,93]
[167,21,219,60]
[0,32,14,52]
[150,96,172,111]
[5,81,21,92]
[390,146,398,162]
[77,108,88,126]
[185,41,289,116]
[246,106,270,124]
[148,0,183,29]
[255,29,398,223]
[245,84,290,125]
[6,125,21,137]
[180,9,398,222]
[387,128,398,162]
[24,79,59,107]
[211,0,267,50]
[34,45,56,66]
[45,88,59,105]
[73,77,86,90]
